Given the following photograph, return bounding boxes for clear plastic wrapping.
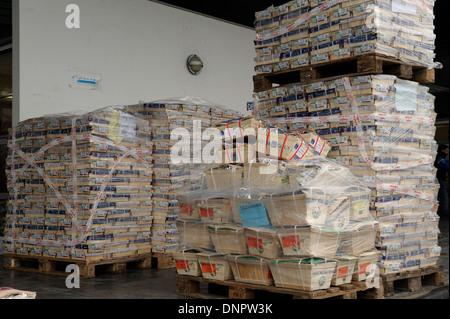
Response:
[254,0,439,71]
[269,258,337,291]
[124,98,243,253]
[227,255,274,285]
[254,74,441,274]
[174,152,381,289]
[4,106,154,260]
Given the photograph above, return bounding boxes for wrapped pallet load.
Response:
[127,98,243,255]
[4,106,154,262]
[254,73,441,276]
[173,115,380,292]
[253,0,438,74]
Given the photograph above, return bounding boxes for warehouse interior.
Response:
[0,0,449,303]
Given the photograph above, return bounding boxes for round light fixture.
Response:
[187,55,203,75]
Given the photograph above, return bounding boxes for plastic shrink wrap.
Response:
[254,0,439,75]
[173,118,381,290]
[253,73,441,275]
[4,107,154,261]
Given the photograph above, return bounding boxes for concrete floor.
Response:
[0,217,448,300]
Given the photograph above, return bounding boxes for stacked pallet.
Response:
[130,100,243,254]
[254,74,441,276]
[174,119,381,292]
[254,0,437,74]
[3,107,154,262]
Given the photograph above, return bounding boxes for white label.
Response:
[311,99,327,109]
[313,13,327,23]
[273,88,286,96]
[289,85,303,94]
[69,70,101,90]
[336,29,352,40]
[431,246,441,254]
[354,76,371,84]
[292,0,308,9]
[392,0,417,15]
[389,263,401,272]
[291,102,307,111]
[314,53,329,62]
[357,95,374,103]
[293,57,309,66]
[260,47,272,55]
[280,43,291,51]
[275,61,290,71]
[315,33,329,43]
[334,48,350,57]
[119,111,137,139]
[395,84,418,112]
[258,91,269,99]
[335,97,349,104]
[294,38,309,47]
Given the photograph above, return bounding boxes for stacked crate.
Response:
[253,73,441,275]
[4,107,154,261]
[254,0,436,74]
[130,101,243,254]
[174,118,382,291]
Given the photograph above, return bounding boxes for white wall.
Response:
[13,0,256,123]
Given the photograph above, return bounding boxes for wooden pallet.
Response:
[381,265,444,297]
[176,275,384,299]
[151,252,175,269]
[3,253,153,278]
[253,53,435,92]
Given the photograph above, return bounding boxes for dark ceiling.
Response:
[0,0,11,41]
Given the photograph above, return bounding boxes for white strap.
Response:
[259,258,264,282]
[314,227,322,257]
[270,194,279,225]
[234,255,241,281]
[276,260,283,288]
[297,258,304,289]
[182,250,189,271]
[292,191,300,224]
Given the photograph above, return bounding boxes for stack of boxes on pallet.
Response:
[254,0,436,74]
[3,107,154,261]
[174,118,381,292]
[256,74,441,275]
[129,101,243,255]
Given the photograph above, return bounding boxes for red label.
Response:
[180,204,193,216]
[338,266,349,279]
[201,262,216,274]
[200,207,214,218]
[281,235,300,248]
[359,262,371,275]
[247,236,263,249]
[176,260,190,270]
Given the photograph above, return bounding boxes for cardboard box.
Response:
[331,256,358,286]
[197,253,234,281]
[352,250,379,281]
[208,225,248,255]
[245,227,283,259]
[277,225,342,258]
[197,198,233,224]
[173,249,202,277]
[269,258,336,291]
[176,220,214,250]
[227,255,274,286]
